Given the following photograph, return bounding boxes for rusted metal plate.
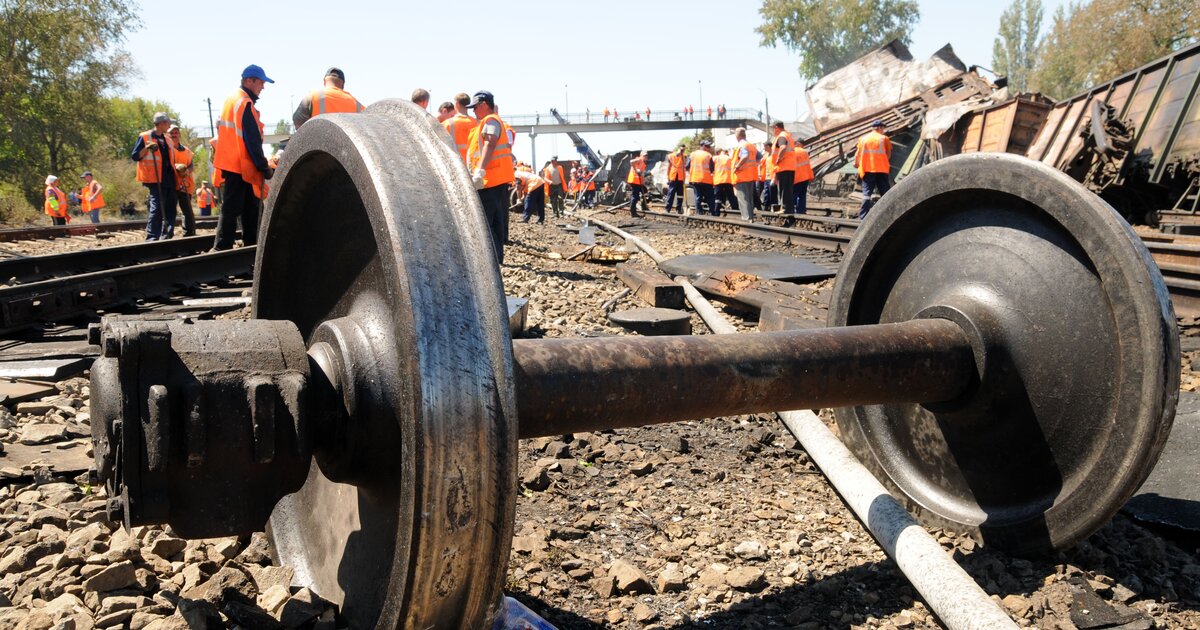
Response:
[607,307,691,336]
[660,252,834,283]
[0,380,59,406]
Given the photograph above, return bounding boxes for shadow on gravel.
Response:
[511,560,922,630]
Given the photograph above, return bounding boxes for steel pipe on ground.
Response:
[581,212,1021,630]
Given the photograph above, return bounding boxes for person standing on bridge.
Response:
[687,140,717,216]
[732,128,759,222]
[603,107,610,123]
[627,150,648,217]
[793,138,814,217]
[44,176,69,225]
[443,93,476,164]
[292,67,364,130]
[543,157,566,218]
[80,171,105,224]
[466,90,515,264]
[855,119,892,220]
[169,125,197,237]
[213,65,274,250]
[771,121,797,216]
[131,112,178,240]
[664,146,686,214]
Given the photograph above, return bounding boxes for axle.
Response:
[515,319,974,437]
[88,315,980,537]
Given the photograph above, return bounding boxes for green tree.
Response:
[756,0,921,80]
[270,119,290,154]
[992,0,1043,92]
[0,0,140,207]
[1032,0,1200,98]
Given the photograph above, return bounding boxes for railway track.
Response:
[0,217,218,244]
[0,234,221,284]
[644,205,1200,319]
[0,245,254,334]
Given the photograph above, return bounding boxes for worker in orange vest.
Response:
[664,146,687,214]
[44,175,69,225]
[626,150,648,217]
[293,67,363,130]
[197,182,216,217]
[542,157,566,218]
[712,149,737,214]
[130,111,179,240]
[582,167,597,208]
[167,125,198,236]
[465,90,516,264]
[443,93,476,165]
[793,138,815,216]
[731,127,759,221]
[516,170,547,224]
[855,119,893,219]
[687,140,717,216]
[213,64,274,250]
[80,171,105,224]
[770,121,798,216]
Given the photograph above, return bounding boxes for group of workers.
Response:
[642,118,892,221]
[44,64,891,260]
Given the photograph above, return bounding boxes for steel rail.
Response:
[0,234,222,284]
[0,218,218,243]
[0,247,254,333]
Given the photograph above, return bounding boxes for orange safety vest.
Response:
[772,130,795,172]
[44,186,68,218]
[856,130,891,177]
[524,175,546,194]
[214,89,268,199]
[794,146,814,182]
[713,153,732,186]
[586,176,596,191]
[466,113,515,188]
[667,153,685,182]
[135,131,178,185]
[81,180,105,212]
[627,156,646,186]
[310,86,363,116]
[733,142,759,185]
[442,113,476,164]
[197,188,214,207]
[688,149,713,185]
[174,145,195,195]
[757,158,767,183]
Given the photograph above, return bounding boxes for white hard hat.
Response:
[45,175,58,185]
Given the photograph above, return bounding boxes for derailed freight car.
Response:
[1022,41,1200,225]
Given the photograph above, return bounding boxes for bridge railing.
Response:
[505,107,765,126]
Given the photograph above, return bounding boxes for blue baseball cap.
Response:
[871,119,885,128]
[241,64,274,83]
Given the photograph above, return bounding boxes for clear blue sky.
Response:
[123,0,1065,164]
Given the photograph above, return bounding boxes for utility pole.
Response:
[757,88,770,129]
[206,98,215,139]
[698,80,703,119]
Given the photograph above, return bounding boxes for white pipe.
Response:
[578,211,1019,630]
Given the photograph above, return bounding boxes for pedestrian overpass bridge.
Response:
[505,107,769,134]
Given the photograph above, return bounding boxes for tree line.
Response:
[0,0,210,222]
